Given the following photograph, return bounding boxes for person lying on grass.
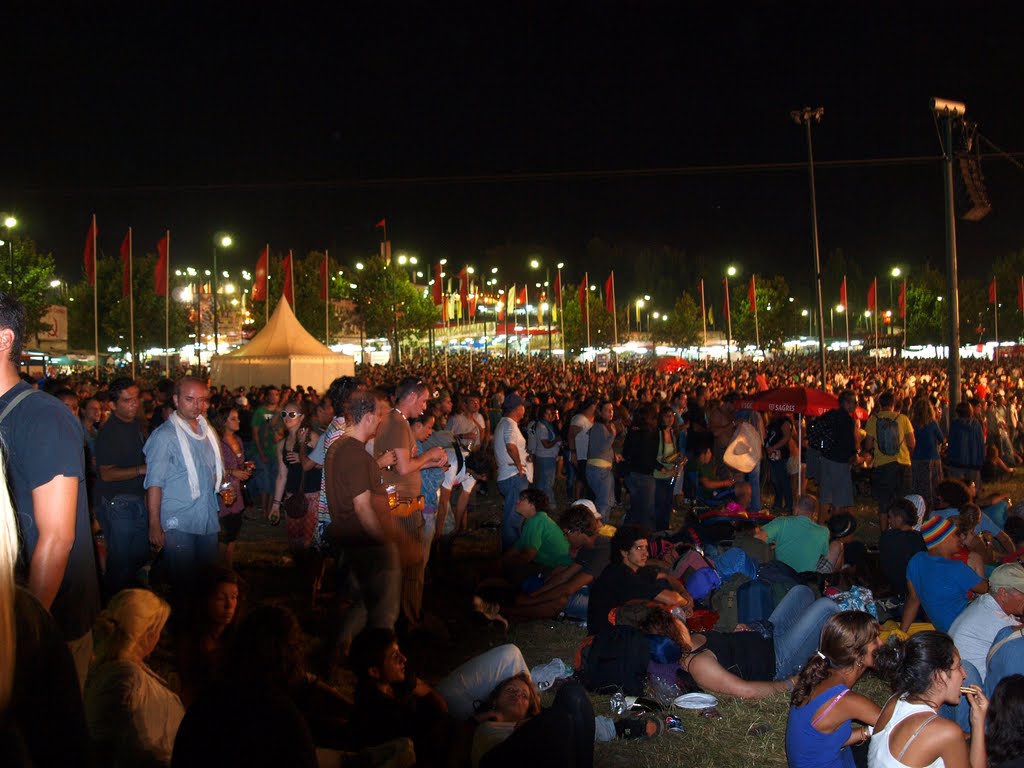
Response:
[627,584,841,700]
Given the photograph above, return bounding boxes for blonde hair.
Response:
[0,454,18,710]
[92,589,171,666]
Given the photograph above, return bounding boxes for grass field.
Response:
[224,471,1023,768]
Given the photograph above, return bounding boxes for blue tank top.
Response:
[785,684,854,768]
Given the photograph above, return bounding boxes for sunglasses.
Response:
[281,411,301,419]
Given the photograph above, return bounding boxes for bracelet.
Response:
[272,500,281,506]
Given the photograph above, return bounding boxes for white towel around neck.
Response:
[168,410,224,500]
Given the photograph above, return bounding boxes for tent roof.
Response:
[222,298,335,358]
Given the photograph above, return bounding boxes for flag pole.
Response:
[92,213,99,381]
[751,276,760,352]
[610,271,618,372]
[902,277,908,354]
[524,284,531,358]
[994,276,999,350]
[288,249,295,310]
[324,250,330,345]
[558,267,566,372]
[874,278,879,369]
[265,243,270,326]
[700,278,708,368]
[164,230,170,378]
[584,272,591,350]
[845,301,851,371]
[128,227,135,379]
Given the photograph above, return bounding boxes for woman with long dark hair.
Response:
[623,403,660,529]
[986,674,1024,768]
[584,401,617,521]
[869,631,988,768]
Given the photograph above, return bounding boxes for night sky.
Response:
[4,2,1023,303]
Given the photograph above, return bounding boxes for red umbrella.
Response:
[735,386,838,498]
[655,356,691,374]
[736,386,838,418]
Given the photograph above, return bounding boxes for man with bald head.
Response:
[145,377,224,598]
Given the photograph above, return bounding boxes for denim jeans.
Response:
[498,474,529,550]
[585,464,614,521]
[743,462,762,512]
[769,459,792,512]
[655,477,674,530]
[162,528,219,599]
[625,472,656,529]
[533,456,557,508]
[769,584,841,680]
[98,494,150,597]
[336,541,401,652]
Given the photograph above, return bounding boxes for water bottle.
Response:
[610,691,626,715]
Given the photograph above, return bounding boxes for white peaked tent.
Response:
[210,297,354,391]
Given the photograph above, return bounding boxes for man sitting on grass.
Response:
[901,515,989,633]
[755,494,829,574]
[506,505,612,621]
[587,524,692,638]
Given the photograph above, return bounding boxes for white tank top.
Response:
[868,697,943,768]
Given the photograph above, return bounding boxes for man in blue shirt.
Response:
[145,377,223,599]
[902,515,988,633]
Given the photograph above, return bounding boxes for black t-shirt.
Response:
[94,414,146,497]
[818,408,857,463]
[0,382,99,640]
[576,535,612,578]
[696,630,776,681]
[0,588,91,767]
[879,529,927,598]
[587,561,662,636]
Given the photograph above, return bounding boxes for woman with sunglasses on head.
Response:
[870,631,988,768]
[272,400,321,557]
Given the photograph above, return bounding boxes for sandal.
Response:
[615,714,663,740]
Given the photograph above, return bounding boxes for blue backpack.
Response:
[711,546,758,581]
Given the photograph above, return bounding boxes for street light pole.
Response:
[933,97,965,418]
[212,235,232,353]
[792,107,828,385]
[3,217,17,295]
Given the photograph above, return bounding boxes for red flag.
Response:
[747,276,756,312]
[518,286,527,306]
[252,246,269,302]
[375,218,386,230]
[120,229,132,297]
[468,295,477,318]
[604,272,615,315]
[496,294,505,320]
[839,276,847,308]
[155,232,169,297]
[432,264,443,306]
[867,279,877,311]
[282,250,294,306]
[1018,277,1024,312]
[989,277,997,305]
[898,280,907,319]
[459,267,469,309]
[578,274,588,317]
[83,215,97,286]
[552,271,561,301]
[319,252,328,301]
[722,278,731,321]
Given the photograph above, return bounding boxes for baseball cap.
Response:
[920,515,956,550]
[571,499,600,520]
[989,562,1024,594]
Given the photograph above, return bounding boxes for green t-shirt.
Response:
[514,511,571,568]
[252,406,279,460]
[761,514,829,573]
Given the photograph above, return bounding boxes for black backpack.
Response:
[580,625,650,695]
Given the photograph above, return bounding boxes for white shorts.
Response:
[442,449,477,492]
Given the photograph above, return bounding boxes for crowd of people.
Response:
[1,284,1024,768]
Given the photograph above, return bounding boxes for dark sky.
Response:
[4,1,1023,302]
